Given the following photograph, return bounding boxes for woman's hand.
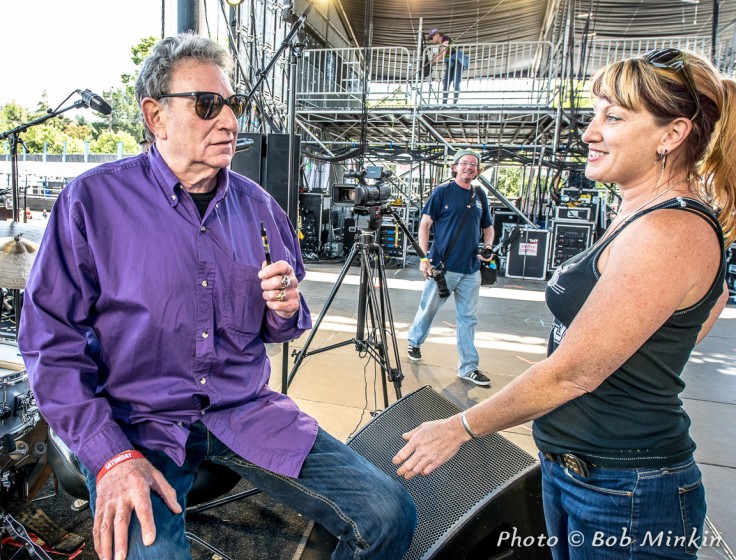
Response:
[392,415,471,480]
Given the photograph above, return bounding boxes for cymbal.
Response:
[0,234,41,289]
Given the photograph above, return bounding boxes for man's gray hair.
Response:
[136,32,235,142]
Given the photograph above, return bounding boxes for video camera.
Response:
[333,166,393,209]
[332,166,394,231]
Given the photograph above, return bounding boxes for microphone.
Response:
[235,136,254,153]
[77,89,112,116]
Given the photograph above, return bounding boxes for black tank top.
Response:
[533,197,726,468]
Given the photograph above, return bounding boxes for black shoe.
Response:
[407,346,422,361]
[459,370,491,387]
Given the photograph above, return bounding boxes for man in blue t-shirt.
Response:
[407,149,494,386]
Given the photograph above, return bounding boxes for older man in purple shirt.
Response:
[18,32,415,560]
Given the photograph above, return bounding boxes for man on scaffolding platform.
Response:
[407,149,494,386]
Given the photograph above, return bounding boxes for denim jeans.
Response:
[540,453,706,560]
[443,57,463,104]
[408,270,481,376]
[81,423,417,559]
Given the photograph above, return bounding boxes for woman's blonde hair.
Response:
[591,50,736,244]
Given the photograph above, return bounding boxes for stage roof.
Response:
[335,0,736,49]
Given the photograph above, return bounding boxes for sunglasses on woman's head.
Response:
[641,48,701,121]
[157,91,248,120]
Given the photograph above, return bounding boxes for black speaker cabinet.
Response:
[306,386,550,560]
[230,133,301,224]
[230,132,264,183]
[506,228,550,280]
[263,133,300,224]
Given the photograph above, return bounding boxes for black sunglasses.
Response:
[157,91,247,120]
[641,48,701,121]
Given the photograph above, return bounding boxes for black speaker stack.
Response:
[230,133,301,224]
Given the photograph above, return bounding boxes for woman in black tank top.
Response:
[393,49,736,559]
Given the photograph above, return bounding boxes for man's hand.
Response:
[419,259,432,278]
[391,416,471,480]
[477,244,494,263]
[93,457,180,560]
[259,260,300,319]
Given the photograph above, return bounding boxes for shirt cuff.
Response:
[263,293,312,342]
[75,423,135,476]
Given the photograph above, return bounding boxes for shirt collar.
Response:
[147,144,231,207]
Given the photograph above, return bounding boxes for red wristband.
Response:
[96,450,145,484]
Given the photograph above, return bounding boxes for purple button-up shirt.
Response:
[19,145,316,478]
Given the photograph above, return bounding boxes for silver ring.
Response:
[275,289,286,302]
[280,275,292,289]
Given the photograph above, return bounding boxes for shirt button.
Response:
[200,410,206,416]
[202,331,209,338]
[177,421,183,427]
[200,226,206,232]
[200,377,206,385]
[201,280,208,287]
[171,195,177,201]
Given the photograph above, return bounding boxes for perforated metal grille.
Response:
[347,386,537,560]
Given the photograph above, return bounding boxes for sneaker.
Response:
[407,346,422,361]
[459,370,491,387]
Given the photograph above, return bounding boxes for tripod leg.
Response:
[358,247,390,408]
[356,248,370,342]
[286,243,361,389]
[361,243,404,405]
[374,247,405,400]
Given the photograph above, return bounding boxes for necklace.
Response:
[599,178,688,244]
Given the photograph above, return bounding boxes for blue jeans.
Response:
[408,270,481,376]
[540,453,706,559]
[443,57,463,104]
[81,423,416,559]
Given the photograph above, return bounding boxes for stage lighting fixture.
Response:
[225,0,245,6]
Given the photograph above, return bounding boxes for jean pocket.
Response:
[678,475,705,556]
[563,467,634,497]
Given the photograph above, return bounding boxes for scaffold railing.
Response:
[295,37,736,113]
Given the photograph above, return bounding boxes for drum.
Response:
[1,368,40,454]
[0,340,47,506]
[0,340,40,456]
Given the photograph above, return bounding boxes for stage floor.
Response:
[5,258,735,559]
[287,260,736,558]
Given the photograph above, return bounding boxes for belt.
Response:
[543,452,597,477]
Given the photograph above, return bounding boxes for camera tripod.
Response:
[286,206,422,407]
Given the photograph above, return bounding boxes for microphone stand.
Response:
[239,1,313,395]
[0,100,87,334]
[243,2,314,109]
[1,100,86,223]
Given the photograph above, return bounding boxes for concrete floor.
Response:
[270,259,735,557]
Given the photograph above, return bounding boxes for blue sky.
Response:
[0,0,165,108]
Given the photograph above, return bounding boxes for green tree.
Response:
[1,101,30,131]
[23,125,68,153]
[90,129,138,154]
[496,167,524,198]
[111,36,158,144]
[1,36,156,155]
